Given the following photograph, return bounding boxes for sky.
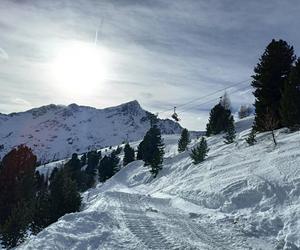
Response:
[0,0,300,130]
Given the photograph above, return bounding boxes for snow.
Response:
[18,116,300,249]
[0,101,182,164]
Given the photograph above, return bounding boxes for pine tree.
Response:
[0,200,33,248]
[48,168,81,223]
[84,150,100,189]
[190,137,209,164]
[0,145,37,248]
[115,146,122,155]
[280,58,300,130]
[80,153,87,167]
[137,124,164,177]
[35,171,46,191]
[48,167,65,221]
[137,131,152,165]
[137,114,164,177]
[62,175,82,214]
[110,150,121,173]
[224,116,236,144]
[246,129,256,146]
[98,156,112,182]
[150,148,162,177]
[206,102,232,136]
[32,184,52,234]
[98,151,120,183]
[123,143,135,166]
[178,128,190,152]
[139,125,164,177]
[149,128,164,178]
[65,153,81,184]
[137,140,146,160]
[252,39,295,131]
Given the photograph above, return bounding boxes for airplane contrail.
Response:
[0,47,8,60]
[94,18,104,46]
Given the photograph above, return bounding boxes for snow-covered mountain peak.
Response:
[120,100,143,115]
[105,100,143,116]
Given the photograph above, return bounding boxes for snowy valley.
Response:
[18,117,300,250]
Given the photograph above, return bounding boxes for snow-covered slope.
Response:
[19,117,300,249]
[0,101,182,163]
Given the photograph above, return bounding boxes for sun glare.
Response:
[50,41,111,97]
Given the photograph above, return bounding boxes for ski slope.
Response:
[19,117,300,249]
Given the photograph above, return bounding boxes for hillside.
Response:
[0,101,182,163]
[18,117,300,249]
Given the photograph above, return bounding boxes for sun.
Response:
[50,41,111,97]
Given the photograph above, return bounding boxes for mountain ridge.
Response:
[0,100,182,163]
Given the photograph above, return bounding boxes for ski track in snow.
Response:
[104,191,250,250]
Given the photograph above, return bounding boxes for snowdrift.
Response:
[19,117,300,249]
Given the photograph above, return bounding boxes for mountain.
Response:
[18,117,300,249]
[0,100,182,163]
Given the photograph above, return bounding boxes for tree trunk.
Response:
[271,130,277,146]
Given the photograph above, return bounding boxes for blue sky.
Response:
[0,0,300,130]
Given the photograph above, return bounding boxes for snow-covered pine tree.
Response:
[123,143,135,166]
[178,128,190,152]
[224,116,236,144]
[190,137,209,164]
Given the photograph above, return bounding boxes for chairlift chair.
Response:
[171,107,180,122]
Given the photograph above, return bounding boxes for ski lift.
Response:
[171,107,180,122]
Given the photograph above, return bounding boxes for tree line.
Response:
[0,142,138,249]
